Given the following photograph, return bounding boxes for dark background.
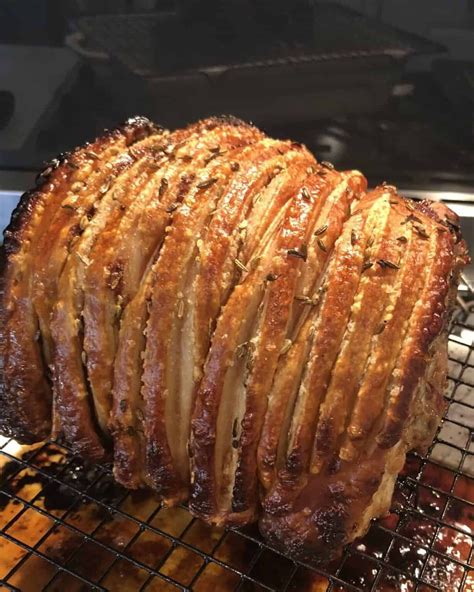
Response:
[0,0,473,196]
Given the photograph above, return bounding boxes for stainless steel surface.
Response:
[0,190,22,237]
[399,189,474,203]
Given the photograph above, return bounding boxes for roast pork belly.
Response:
[0,116,159,443]
[0,116,468,561]
[89,118,263,459]
[259,190,468,560]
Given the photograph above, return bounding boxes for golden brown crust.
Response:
[50,130,168,460]
[231,169,367,517]
[144,139,313,505]
[231,169,333,521]
[339,204,428,461]
[281,191,382,485]
[55,117,260,462]
[112,122,264,491]
[257,170,367,491]
[0,117,468,563]
[377,203,467,449]
[309,191,405,474]
[259,189,469,561]
[190,158,345,525]
[0,116,158,443]
[85,119,262,447]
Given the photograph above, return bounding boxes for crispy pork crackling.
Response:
[1,117,468,561]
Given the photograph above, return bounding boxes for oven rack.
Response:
[0,294,473,591]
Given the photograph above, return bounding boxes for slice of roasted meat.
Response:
[136,138,315,503]
[111,118,265,489]
[259,190,468,561]
[0,116,468,563]
[0,117,159,443]
[189,166,366,525]
[257,169,367,492]
[50,125,168,460]
[84,117,262,443]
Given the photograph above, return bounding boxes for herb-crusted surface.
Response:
[0,116,468,563]
[260,192,468,561]
[0,116,159,443]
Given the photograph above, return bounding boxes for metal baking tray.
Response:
[71,4,443,126]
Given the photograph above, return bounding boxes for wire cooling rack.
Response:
[0,292,473,591]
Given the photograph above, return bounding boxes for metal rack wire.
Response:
[1,292,473,591]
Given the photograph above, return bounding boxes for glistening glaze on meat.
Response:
[0,117,159,443]
[0,117,468,562]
